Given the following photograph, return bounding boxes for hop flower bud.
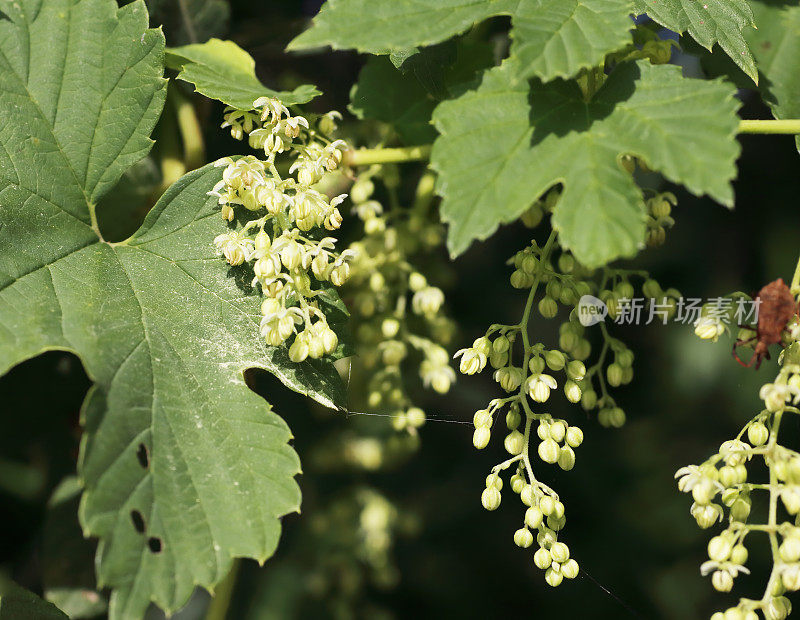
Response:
[782,487,800,515]
[708,535,733,562]
[539,296,558,318]
[747,421,769,446]
[520,484,534,507]
[506,409,522,429]
[549,420,566,442]
[473,427,491,450]
[564,380,582,403]
[694,316,725,342]
[493,335,510,354]
[783,565,800,591]
[406,407,426,428]
[566,360,586,381]
[408,272,427,292]
[534,547,552,570]
[561,559,579,579]
[545,567,563,587]
[525,506,544,528]
[514,528,534,548]
[481,487,501,511]
[504,430,525,455]
[558,446,576,471]
[288,334,309,362]
[712,570,733,592]
[495,366,524,392]
[730,544,748,565]
[606,363,624,387]
[550,542,569,563]
[566,426,583,448]
[545,350,566,371]
[510,474,526,494]
[780,536,800,562]
[538,438,560,464]
[473,409,492,428]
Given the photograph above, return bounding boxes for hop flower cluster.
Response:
[460,199,683,584]
[342,170,455,438]
[211,97,353,362]
[677,339,800,619]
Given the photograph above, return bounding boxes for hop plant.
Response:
[210,97,353,363]
[677,328,800,618]
[460,193,681,584]
[342,169,456,437]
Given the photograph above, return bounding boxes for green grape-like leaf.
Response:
[0,0,346,617]
[146,0,230,45]
[0,580,68,619]
[634,0,758,83]
[431,60,739,266]
[349,40,494,144]
[747,1,800,151]
[289,0,635,82]
[167,38,320,108]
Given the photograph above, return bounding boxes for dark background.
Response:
[2,2,799,619]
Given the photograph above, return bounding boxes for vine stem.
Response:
[205,558,240,620]
[343,145,431,166]
[343,120,800,167]
[738,120,800,135]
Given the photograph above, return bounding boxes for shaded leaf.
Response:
[0,580,68,619]
[167,38,320,108]
[146,0,230,45]
[350,40,494,144]
[431,60,739,266]
[633,0,758,83]
[289,0,635,82]
[747,1,800,151]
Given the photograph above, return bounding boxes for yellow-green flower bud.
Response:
[558,446,576,471]
[473,427,491,449]
[747,421,769,446]
[481,487,501,511]
[514,528,534,548]
[504,430,525,455]
[566,426,583,448]
[545,350,566,371]
[539,296,558,318]
[545,567,563,587]
[525,506,544,528]
[534,547,552,570]
[561,558,579,579]
[566,360,586,381]
[538,438,560,464]
[564,380,582,403]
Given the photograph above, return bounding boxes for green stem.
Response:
[738,119,800,134]
[205,559,240,620]
[344,145,432,167]
[344,119,800,169]
[171,84,205,170]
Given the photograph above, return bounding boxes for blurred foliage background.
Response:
[2,1,799,619]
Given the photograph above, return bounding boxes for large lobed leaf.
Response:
[0,580,68,619]
[431,60,739,266]
[634,0,758,83]
[167,38,320,108]
[289,0,635,82]
[747,1,800,151]
[349,40,494,144]
[0,0,344,617]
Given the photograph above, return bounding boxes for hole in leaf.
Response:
[136,443,149,469]
[130,510,145,533]
[147,537,163,553]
